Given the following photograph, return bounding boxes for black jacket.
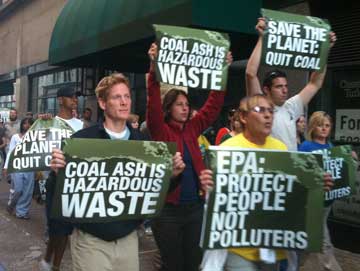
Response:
[50,122,145,241]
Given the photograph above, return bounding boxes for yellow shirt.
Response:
[220,133,287,261]
[198,134,210,161]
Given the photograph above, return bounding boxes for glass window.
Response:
[29,68,84,116]
[0,95,15,109]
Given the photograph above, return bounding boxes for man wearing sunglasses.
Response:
[200,94,288,270]
[246,18,336,152]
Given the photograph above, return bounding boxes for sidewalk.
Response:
[300,249,360,271]
[0,179,158,271]
[0,179,359,271]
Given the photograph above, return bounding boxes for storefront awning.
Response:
[49,0,261,72]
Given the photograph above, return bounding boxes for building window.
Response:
[29,68,83,116]
[0,94,15,108]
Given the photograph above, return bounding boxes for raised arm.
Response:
[146,43,167,140]
[298,32,337,105]
[189,52,232,135]
[246,18,266,96]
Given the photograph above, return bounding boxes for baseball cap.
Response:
[57,86,81,98]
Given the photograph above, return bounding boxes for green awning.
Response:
[49,0,261,72]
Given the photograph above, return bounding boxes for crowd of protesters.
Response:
[1,16,359,271]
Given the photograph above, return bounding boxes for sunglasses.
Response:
[251,106,274,114]
[228,109,236,117]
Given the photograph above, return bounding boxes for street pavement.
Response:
[0,179,359,271]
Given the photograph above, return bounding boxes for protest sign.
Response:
[315,145,357,202]
[0,108,10,123]
[332,164,360,225]
[51,139,176,223]
[261,9,331,71]
[200,147,324,251]
[7,118,74,173]
[153,24,230,91]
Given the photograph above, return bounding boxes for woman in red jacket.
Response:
[147,43,232,271]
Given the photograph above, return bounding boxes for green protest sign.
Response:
[332,164,360,225]
[317,145,357,202]
[0,108,10,122]
[153,24,230,91]
[200,147,324,251]
[261,9,331,71]
[7,118,74,173]
[51,139,176,223]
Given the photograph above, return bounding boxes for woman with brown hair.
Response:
[219,109,242,144]
[147,43,232,271]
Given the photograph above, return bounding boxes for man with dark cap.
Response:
[55,86,83,131]
[40,86,83,271]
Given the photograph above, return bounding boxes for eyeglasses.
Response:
[228,109,236,117]
[251,106,274,114]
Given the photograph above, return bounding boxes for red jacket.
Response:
[146,68,225,204]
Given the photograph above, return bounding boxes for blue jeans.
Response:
[8,172,35,217]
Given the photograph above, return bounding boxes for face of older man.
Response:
[241,97,274,141]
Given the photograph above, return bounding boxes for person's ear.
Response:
[263,86,271,96]
[239,112,247,126]
[98,98,106,111]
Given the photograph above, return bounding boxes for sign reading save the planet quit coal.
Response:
[153,24,230,91]
[7,118,74,173]
[261,9,331,71]
[200,147,325,251]
[51,139,176,223]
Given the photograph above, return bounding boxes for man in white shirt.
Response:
[40,86,83,271]
[55,86,83,132]
[246,18,336,151]
[245,18,336,271]
[4,108,20,154]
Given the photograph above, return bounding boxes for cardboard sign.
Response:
[7,118,74,173]
[261,9,331,71]
[153,24,230,90]
[200,147,324,252]
[51,139,176,223]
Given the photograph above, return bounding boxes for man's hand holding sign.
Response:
[260,9,336,71]
[50,140,184,223]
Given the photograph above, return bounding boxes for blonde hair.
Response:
[95,73,130,100]
[238,94,273,128]
[128,113,139,123]
[306,111,332,141]
[239,94,273,112]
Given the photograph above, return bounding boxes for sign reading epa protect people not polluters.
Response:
[261,9,331,71]
[51,139,176,223]
[200,147,325,252]
[153,24,230,91]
